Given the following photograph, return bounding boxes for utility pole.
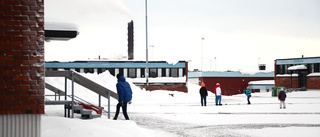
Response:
[145,0,149,90]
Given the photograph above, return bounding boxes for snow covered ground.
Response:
[43,71,320,137]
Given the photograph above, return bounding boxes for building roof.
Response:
[188,71,274,78]
[275,57,320,65]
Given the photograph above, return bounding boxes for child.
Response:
[278,88,287,109]
[243,86,251,104]
[215,83,222,105]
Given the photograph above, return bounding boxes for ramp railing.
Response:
[45,71,118,119]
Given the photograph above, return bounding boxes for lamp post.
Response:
[201,37,205,71]
[145,0,149,90]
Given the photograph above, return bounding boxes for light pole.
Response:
[150,45,154,60]
[201,37,205,71]
[145,0,149,90]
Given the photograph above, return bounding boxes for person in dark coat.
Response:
[243,86,251,104]
[113,74,133,120]
[199,83,208,106]
[278,88,287,109]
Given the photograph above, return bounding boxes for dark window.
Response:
[118,68,124,76]
[85,68,94,73]
[150,68,157,78]
[183,68,186,76]
[75,68,80,73]
[128,68,136,78]
[141,68,145,78]
[315,63,320,73]
[162,68,166,77]
[107,68,115,76]
[170,68,178,77]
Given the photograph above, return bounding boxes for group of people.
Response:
[113,75,287,120]
[199,83,287,108]
[199,83,222,106]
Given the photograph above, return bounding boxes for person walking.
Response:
[199,83,208,106]
[243,86,251,104]
[113,74,133,120]
[215,83,222,106]
[278,88,287,109]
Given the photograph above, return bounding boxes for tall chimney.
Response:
[128,20,134,60]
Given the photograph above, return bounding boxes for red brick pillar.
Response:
[1,0,45,115]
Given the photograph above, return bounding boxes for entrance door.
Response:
[298,71,307,89]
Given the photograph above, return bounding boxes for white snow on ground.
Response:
[43,71,320,137]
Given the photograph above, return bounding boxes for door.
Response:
[298,71,307,89]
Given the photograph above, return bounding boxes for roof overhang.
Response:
[44,21,79,42]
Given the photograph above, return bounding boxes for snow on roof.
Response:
[308,73,320,77]
[45,19,79,31]
[288,65,307,71]
[190,71,274,78]
[248,80,274,85]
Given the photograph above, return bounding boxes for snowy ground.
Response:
[43,72,320,137]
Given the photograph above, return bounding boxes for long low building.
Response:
[45,60,188,92]
[188,71,274,95]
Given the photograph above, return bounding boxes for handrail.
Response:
[45,71,118,100]
[45,70,116,119]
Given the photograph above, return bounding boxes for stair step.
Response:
[81,110,92,115]
[91,114,101,119]
[73,105,83,114]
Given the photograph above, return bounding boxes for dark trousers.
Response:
[201,96,207,106]
[247,95,251,104]
[114,102,129,120]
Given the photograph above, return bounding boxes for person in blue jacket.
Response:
[243,86,251,104]
[113,74,133,120]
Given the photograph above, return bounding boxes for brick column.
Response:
[1,0,45,115]
[1,0,44,136]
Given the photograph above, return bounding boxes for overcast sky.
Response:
[44,0,320,71]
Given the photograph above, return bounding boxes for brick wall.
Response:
[0,0,44,114]
[275,77,299,88]
[307,76,320,89]
[138,84,188,93]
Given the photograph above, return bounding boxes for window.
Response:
[140,68,145,78]
[107,68,115,76]
[149,68,157,78]
[162,68,166,77]
[314,63,320,73]
[170,68,178,77]
[128,68,136,78]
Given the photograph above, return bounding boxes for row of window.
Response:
[47,68,186,78]
[276,63,320,75]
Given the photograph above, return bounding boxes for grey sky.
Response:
[45,0,320,71]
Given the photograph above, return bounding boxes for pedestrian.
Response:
[278,88,287,109]
[113,74,133,120]
[215,83,222,106]
[199,83,208,106]
[243,86,251,104]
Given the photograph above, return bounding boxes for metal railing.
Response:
[45,71,116,119]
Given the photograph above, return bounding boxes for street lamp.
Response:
[145,0,149,90]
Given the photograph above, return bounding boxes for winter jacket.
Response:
[244,89,251,97]
[199,87,208,96]
[116,76,133,102]
[278,90,286,101]
[216,87,221,96]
